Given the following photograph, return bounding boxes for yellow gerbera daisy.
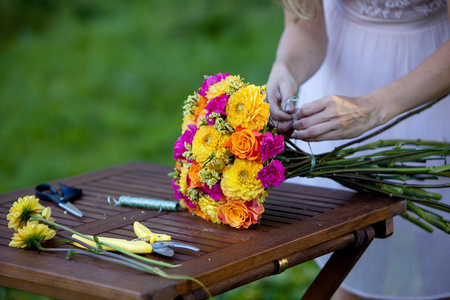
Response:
[192,125,226,165]
[206,75,242,100]
[198,195,225,224]
[7,195,45,231]
[226,84,269,131]
[9,222,56,249]
[221,159,265,201]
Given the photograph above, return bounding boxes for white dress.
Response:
[289,0,450,299]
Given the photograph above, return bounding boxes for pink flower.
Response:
[173,124,197,160]
[198,73,230,97]
[256,160,285,188]
[184,197,196,209]
[172,179,184,200]
[260,132,284,161]
[205,94,229,125]
[245,200,264,223]
[203,181,224,201]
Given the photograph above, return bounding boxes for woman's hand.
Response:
[291,95,380,141]
[267,63,298,136]
[266,6,328,137]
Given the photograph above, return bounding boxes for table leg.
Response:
[301,226,376,300]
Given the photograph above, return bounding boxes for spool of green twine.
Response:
[107,195,181,212]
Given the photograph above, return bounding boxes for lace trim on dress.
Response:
[346,0,447,20]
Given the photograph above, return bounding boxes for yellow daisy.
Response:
[226,84,270,131]
[192,125,226,165]
[198,195,225,224]
[9,222,56,249]
[206,75,242,100]
[221,159,265,201]
[7,195,45,231]
[41,207,55,223]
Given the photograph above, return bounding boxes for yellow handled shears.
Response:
[132,221,171,243]
[71,221,199,257]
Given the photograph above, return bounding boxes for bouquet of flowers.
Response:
[171,73,284,229]
[171,73,450,233]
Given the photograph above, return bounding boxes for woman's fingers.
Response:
[267,64,300,122]
[291,118,345,141]
[291,95,374,141]
[268,92,294,121]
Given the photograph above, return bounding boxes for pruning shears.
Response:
[71,221,199,257]
[132,221,199,256]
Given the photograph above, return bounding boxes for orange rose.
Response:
[223,127,262,161]
[217,201,253,229]
[188,162,203,189]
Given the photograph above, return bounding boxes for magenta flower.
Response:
[184,197,196,209]
[198,73,230,97]
[172,179,184,200]
[173,124,197,160]
[260,132,284,161]
[205,94,229,125]
[256,160,285,188]
[203,181,224,201]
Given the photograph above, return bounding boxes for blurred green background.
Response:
[0,0,319,299]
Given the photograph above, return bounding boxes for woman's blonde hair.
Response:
[278,0,321,20]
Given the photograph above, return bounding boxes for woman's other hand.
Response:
[291,95,380,141]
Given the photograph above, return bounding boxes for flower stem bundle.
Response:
[274,97,450,234]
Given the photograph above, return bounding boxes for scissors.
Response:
[35,183,83,218]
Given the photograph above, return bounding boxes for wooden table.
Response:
[0,162,405,300]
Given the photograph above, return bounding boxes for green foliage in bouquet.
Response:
[276,98,450,234]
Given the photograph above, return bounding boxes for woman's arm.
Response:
[291,2,450,141]
[267,3,327,135]
[291,40,450,141]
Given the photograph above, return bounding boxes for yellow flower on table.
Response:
[7,195,45,231]
[9,221,56,249]
[41,207,55,223]
[226,84,269,131]
[221,159,265,202]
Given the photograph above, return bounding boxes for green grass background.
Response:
[0,1,319,299]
